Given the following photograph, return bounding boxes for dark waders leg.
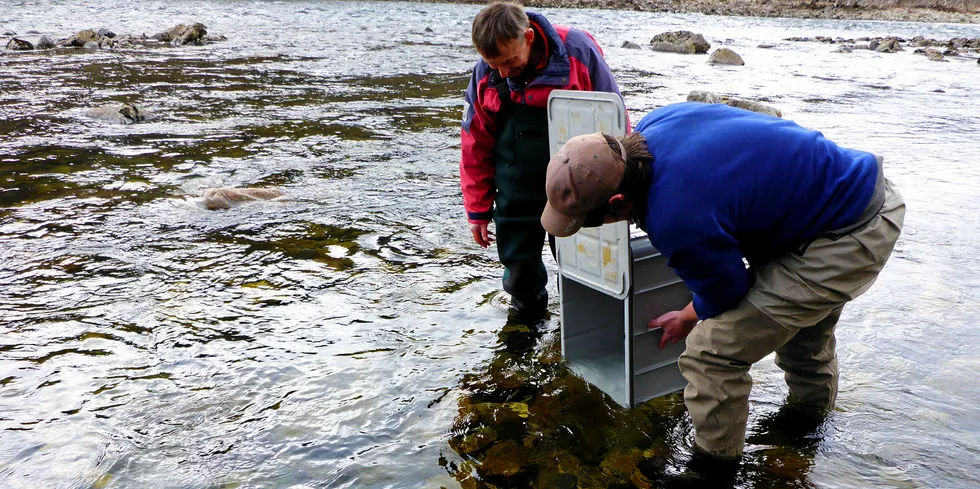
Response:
[492,97,552,319]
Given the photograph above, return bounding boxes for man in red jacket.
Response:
[461,2,625,320]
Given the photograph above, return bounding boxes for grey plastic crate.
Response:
[548,89,691,408]
[560,231,692,408]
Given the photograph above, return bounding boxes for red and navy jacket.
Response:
[460,11,625,223]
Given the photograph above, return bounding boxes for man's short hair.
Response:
[471,2,529,57]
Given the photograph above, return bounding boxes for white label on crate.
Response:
[547,90,630,299]
[556,221,631,299]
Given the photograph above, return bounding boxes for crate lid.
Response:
[547,90,630,299]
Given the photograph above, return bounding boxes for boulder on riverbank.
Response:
[872,37,903,52]
[62,29,102,47]
[650,30,711,54]
[150,23,208,45]
[5,38,33,50]
[708,47,744,65]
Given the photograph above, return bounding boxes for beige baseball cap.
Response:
[541,133,626,237]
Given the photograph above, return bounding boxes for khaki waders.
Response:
[678,169,906,459]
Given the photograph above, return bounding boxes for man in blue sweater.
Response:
[541,102,905,482]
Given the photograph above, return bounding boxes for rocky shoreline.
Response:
[440,0,980,24]
[3,23,225,52]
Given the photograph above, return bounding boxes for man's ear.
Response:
[524,27,534,45]
[609,194,634,219]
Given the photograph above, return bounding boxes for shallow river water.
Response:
[1,1,979,488]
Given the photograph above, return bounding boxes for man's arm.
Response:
[650,301,698,348]
[648,235,750,348]
[664,234,752,321]
[460,64,498,244]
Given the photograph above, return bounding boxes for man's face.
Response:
[582,195,634,228]
[482,28,533,79]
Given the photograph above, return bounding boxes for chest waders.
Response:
[490,72,554,316]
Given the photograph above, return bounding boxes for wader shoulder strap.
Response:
[489,69,512,115]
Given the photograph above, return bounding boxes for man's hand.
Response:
[470,222,494,248]
[649,301,699,349]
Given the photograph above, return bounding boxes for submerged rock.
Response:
[201,188,285,210]
[83,104,149,124]
[708,47,744,65]
[622,40,641,50]
[688,91,782,118]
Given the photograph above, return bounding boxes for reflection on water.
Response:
[446,319,680,488]
[1,1,979,488]
[446,317,827,488]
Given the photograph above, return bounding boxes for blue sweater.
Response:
[636,103,878,319]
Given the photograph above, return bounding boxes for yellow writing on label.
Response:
[602,245,612,266]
